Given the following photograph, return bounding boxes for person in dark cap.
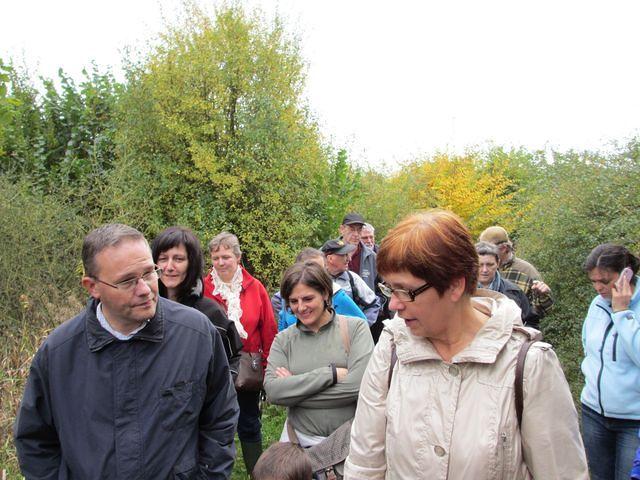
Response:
[321,238,381,326]
[339,213,378,292]
[479,226,553,329]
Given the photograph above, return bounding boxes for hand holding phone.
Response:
[618,267,633,287]
[613,267,633,312]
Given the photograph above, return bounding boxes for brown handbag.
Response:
[234,350,264,392]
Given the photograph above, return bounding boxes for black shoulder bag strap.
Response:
[347,271,362,306]
[347,271,377,309]
[515,337,538,429]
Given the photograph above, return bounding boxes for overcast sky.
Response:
[2,0,639,168]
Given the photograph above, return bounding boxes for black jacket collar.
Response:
[85,297,165,352]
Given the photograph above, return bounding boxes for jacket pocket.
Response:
[159,380,203,431]
[173,458,200,479]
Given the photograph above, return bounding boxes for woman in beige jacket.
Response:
[344,210,588,479]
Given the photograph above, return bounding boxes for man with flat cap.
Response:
[321,238,381,326]
[479,225,553,328]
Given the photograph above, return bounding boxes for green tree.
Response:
[0,58,19,156]
[0,65,122,208]
[107,4,331,288]
[316,148,362,240]
[516,147,640,398]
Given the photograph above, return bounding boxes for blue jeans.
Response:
[582,403,640,480]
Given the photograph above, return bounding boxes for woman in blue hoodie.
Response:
[582,243,640,480]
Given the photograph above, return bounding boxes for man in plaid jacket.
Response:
[479,226,553,329]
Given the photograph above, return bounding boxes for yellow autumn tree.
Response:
[409,153,522,237]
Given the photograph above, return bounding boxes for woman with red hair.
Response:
[344,210,588,479]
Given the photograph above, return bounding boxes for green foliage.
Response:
[0,64,122,214]
[0,58,20,156]
[316,148,363,240]
[109,4,331,289]
[0,175,87,475]
[355,150,526,239]
[0,175,87,333]
[349,165,415,238]
[515,147,640,398]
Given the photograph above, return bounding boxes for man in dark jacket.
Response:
[338,213,378,291]
[476,241,534,327]
[479,226,553,327]
[14,224,239,479]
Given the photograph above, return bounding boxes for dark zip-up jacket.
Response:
[182,292,243,382]
[14,297,239,479]
[490,276,533,327]
[580,280,640,419]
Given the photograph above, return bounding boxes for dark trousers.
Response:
[237,389,262,443]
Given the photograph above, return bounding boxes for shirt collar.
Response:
[85,297,164,352]
[96,302,150,341]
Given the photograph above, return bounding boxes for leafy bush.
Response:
[0,175,87,476]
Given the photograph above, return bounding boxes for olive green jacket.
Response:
[264,313,373,437]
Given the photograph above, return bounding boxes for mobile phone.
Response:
[619,267,633,284]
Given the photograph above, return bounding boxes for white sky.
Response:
[2,0,640,169]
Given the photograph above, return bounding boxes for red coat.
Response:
[203,267,276,365]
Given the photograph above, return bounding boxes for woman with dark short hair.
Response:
[264,262,373,477]
[344,210,588,479]
[151,226,242,377]
[581,243,640,480]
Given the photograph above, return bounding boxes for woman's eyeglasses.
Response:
[378,281,431,302]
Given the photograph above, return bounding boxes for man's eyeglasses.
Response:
[378,281,431,302]
[94,268,163,292]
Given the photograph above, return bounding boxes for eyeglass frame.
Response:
[378,281,431,302]
[93,267,163,292]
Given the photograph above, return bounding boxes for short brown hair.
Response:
[82,224,146,277]
[378,210,478,296]
[252,442,312,480]
[280,262,332,308]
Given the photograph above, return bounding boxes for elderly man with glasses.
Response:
[14,224,239,479]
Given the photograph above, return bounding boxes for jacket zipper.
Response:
[499,432,507,480]
[612,332,618,361]
[595,312,614,416]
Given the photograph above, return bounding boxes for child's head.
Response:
[252,442,312,480]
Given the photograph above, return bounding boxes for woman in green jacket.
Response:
[264,261,373,450]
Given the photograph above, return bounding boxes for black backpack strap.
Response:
[347,271,361,306]
[347,271,377,309]
[514,335,541,429]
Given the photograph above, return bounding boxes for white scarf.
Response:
[210,266,248,339]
